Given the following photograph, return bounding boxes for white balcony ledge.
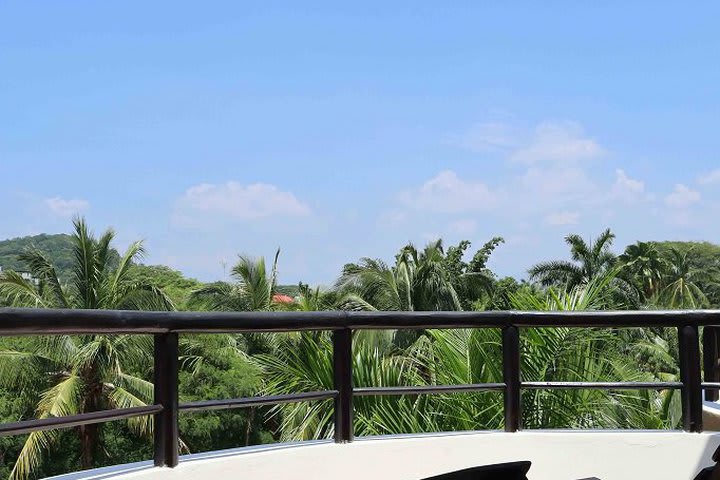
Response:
[47,430,720,480]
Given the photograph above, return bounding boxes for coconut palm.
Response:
[189,250,281,312]
[510,271,678,428]
[0,218,175,479]
[529,228,617,288]
[659,248,718,309]
[444,238,505,309]
[256,331,427,440]
[619,241,667,300]
[260,270,674,439]
[291,283,336,312]
[336,240,463,312]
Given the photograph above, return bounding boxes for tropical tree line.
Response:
[0,219,719,478]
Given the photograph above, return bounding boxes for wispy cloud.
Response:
[543,211,580,226]
[665,184,700,209]
[399,170,497,213]
[44,197,89,217]
[174,181,311,225]
[610,169,648,203]
[698,169,720,185]
[509,121,603,165]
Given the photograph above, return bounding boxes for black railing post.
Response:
[704,326,720,401]
[502,325,521,432]
[333,328,353,442]
[154,333,179,467]
[679,324,703,432]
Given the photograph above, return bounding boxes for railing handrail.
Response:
[3,308,720,334]
[0,307,718,470]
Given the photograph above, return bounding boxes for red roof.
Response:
[272,294,295,304]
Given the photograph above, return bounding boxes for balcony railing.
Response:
[1,308,720,470]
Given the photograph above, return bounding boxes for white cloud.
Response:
[664,184,700,209]
[543,211,580,226]
[400,170,497,213]
[450,122,518,152]
[610,169,648,202]
[510,121,603,165]
[175,181,311,222]
[44,197,89,217]
[613,169,644,193]
[698,169,720,185]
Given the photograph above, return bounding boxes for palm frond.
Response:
[9,430,58,480]
[17,249,68,308]
[107,385,153,437]
[0,270,49,308]
[112,240,145,292]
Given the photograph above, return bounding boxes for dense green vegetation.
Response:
[0,235,75,282]
[0,219,719,478]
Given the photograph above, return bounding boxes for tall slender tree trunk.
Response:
[244,407,256,446]
[79,374,101,470]
[79,423,98,470]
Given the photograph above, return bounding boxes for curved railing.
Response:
[1,308,720,469]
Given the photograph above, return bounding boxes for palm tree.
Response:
[619,241,667,300]
[336,240,463,312]
[259,272,674,439]
[529,228,617,288]
[659,248,718,309]
[292,283,336,312]
[0,218,175,479]
[189,250,280,312]
[188,249,288,444]
[444,238,505,309]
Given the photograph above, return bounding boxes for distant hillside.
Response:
[0,233,75,279]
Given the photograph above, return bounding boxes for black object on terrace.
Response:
[420,461,531,480]
[1,308,720,470]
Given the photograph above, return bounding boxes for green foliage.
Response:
[0,219,174,479]
[529,228,617,288]
[178,335,267,451]
[0,235,74,282]
[655,241,720,307]
[619,241,666,301]
[125,265,203,310]
[0,233,120,284]
[2,222,720,478]
[189,250,280,312]
[337,238,504,312]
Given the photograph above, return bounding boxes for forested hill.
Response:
[0,233,301,307]
[0,233,74,276]
[1,233,718,306]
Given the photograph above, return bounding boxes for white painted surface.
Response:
[47,431,720,480]
[704,401,720,431]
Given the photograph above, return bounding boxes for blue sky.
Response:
[1,2,719,285]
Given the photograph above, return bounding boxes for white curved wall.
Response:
[48,431,720,480]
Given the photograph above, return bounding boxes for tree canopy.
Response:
[1,221,720,478]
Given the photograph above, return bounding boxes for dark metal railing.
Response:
[1,308,720,469]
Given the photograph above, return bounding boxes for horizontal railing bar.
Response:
[179,391,338,412]
[702,382,720,389]
[354,383,506,396]
[521,381,684,390]
[0,405,163,436]
[3,308,720,335]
